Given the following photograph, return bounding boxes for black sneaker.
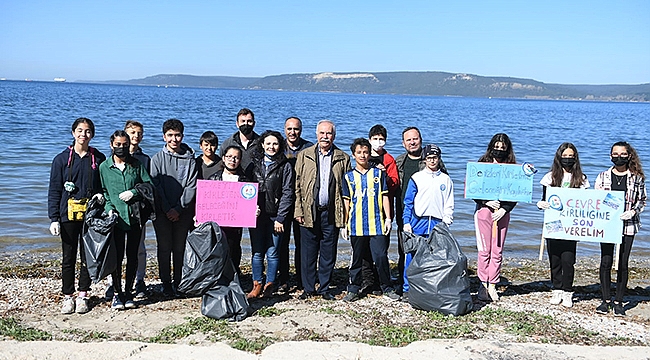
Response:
[298,291,316,300]
[124,293,136,309]
[162,283,175,298]
[104,285,114,301]
[111,295,125,310]
[613,302,626,317]
[383,290,401,301]
[343,291,360,302]
[401,292,410,303]
[321,292,335,301]
[595,301,611,314]
[134,281,147,299]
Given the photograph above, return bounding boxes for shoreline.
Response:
[1,249,650,359]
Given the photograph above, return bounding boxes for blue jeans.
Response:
[250,216,281,283]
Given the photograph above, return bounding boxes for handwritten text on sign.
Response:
[464,162,534,202]
[195,180,258,228]
[542,188,624,244]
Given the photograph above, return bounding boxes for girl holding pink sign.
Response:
[473,133,517,302]
[537,142,589,308]
[594,141,646,317]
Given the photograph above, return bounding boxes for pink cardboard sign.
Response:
[195,179,258,228]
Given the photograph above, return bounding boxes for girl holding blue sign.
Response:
[474,133,517,302]
[594,141,646,317]
[537,143,589,308]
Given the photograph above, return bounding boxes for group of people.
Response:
[48,110,646,318]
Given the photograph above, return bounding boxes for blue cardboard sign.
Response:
[542,188,624,244]
[464,162,535,202]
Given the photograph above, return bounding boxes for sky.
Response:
[1,1,648,84]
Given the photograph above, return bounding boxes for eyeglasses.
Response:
[611,153,629,157]
[224,155,240,161]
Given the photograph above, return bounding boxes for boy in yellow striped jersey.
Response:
[342,138,400,301]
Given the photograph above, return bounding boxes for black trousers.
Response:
[348,235,393,294]
[222,227,243,274]
[600,235,635,302]
[278,218,302,287]
[111,226,142,295]
[547,238,576,291]
[300,209,338,295]
[61,221,91,295]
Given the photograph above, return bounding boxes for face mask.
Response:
[113,146,129,158]
[370,139,385,152]
[491,149,507,161]
[560,158,576,169]
[239,124,254,136]
[611,156,629,167]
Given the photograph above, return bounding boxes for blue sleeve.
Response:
[341,173,351,199]
[402,178,417,226]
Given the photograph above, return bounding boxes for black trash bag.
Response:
[402,223,473,316]
[83,197,119,283]
[179,221,249,321]
[201,274,249,322]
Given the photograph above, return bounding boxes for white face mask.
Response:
[370,139,385,152]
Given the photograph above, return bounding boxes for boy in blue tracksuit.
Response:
[402,144,454,296]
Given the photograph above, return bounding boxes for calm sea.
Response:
[1,80,649,260]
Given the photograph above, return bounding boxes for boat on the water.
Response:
[53,78,66,82]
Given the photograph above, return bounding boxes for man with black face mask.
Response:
[220,108,259,174]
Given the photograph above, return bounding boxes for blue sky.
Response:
[1,1,648,84]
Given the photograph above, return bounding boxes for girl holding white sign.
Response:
[474,133,517,302]
[594,141,646,317]
[537,143,589,308]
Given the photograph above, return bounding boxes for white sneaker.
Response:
[550,289,563,305]
[487,283,500,302]
[478,283,490,301]
[61,296,75,314]
[75,297,89,314]
[561,291,573,308]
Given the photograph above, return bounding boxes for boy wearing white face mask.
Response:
[361,124,400,295]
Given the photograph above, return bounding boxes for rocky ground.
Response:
[1,251,650,359]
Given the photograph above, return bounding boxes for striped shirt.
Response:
[342,167,388,236]
[594,167,647,236]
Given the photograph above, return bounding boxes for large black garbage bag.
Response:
[402,223,473,316]
[179,221,249,321]
[83,198,119,283]
[201,273,249,322]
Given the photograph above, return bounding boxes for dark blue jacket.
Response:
[48,146,106,223]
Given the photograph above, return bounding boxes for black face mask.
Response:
[560,158,576,169]
[113,146,129,159]
[491,149,507,161]
[239,124,254,136]
[611,156,629,167]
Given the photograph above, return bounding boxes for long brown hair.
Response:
[550,142,586,188]
[478,133,516,164]
[612,141,645,180]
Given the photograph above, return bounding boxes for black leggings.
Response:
[600,235,635,302]
[111,226,142,295]
[547,239,576,292]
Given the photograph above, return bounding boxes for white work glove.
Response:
[340,228,349,240]
[492,208,507,222]
[49,222,60,236]
[91,193,105,205]
[620,210,636,220]
[119,190,134,202]
[256,205,261,217]
[108,209,117,217]
[537,200,550,210]
[403,223,413,234]
[383,219,392,235]
[485,200,501,210]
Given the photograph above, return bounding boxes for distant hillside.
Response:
[95,72,650,102]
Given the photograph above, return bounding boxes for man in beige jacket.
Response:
[294,120,351,300]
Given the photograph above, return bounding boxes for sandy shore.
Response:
[1,251,650,359]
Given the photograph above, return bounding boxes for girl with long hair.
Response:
[537,142,589,308]
[594,141,646,317]
[474,133,516,302]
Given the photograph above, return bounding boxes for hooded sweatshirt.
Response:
[150,143,198,215]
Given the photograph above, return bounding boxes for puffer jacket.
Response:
[293,144,351,228]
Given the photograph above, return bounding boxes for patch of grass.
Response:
[255,306,288,317]
[0,317,51,341]
[62,328,109,342]
[0,260,61,279]
[231,335,277,353]
[149,317,230,344]
[320,306,346,315]
[368,326,420,347]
